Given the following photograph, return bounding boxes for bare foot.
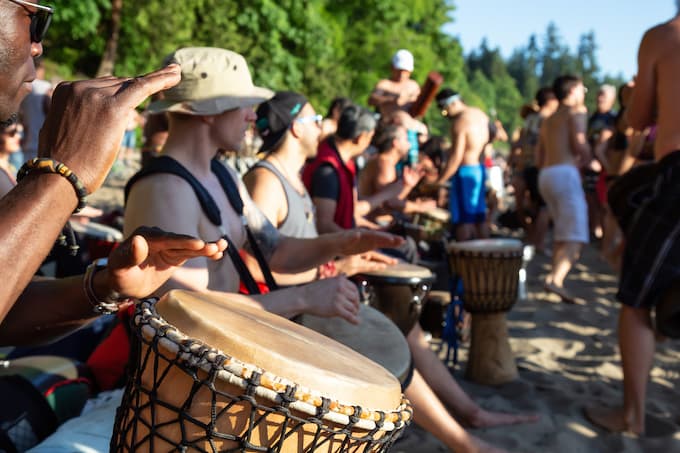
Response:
[467,408,539,429]
[583,405,643,435]
[544,282,577,304]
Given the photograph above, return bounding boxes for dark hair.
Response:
[436,88,459,108]
[326,97,352,119]
[420,136,446,169]
[336,105,377,140]
[372,124,402,154]
[552,75,581,102]
[535,87,556,108]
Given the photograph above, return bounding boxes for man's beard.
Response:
[0,113,18,129]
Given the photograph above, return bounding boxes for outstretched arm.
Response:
[0,227,225,346]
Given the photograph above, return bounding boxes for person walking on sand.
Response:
[536,75,590,303]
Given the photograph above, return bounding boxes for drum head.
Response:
[447,238,523,253]
[423,208,450,222]
[156,290,401,411]
[298,305,410,384]
[360,262,433,280]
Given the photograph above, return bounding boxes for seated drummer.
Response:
[357,122,437,222]
[252,93,538,453]
[0,1,226,348]
[124,47,402,325]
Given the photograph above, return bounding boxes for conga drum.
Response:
[418,290,452,339]
[298,304,412,387]
[447,239,523,386]
[411,207,450,242]
[354,263,435,335]
[111,290,412,452]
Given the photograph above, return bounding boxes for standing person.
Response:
[535,75,590,303]
[248,92,537,453]
[0,121,22,196]
[0,0,225,345]
[435,88,492,241]
[584,83,618,240]
[585,3,680,434]
[368,49,421,117]
[18,56,51,163]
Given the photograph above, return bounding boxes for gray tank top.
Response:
[252,160,318,239]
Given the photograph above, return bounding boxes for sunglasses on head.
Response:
[8,0,53,43]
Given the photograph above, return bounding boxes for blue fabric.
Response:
[406,129,419,167]
[449,164,487,224]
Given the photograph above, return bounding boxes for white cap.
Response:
[392,49,414,72]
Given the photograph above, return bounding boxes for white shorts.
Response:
[538,164,589,243]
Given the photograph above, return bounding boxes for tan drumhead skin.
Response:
[298,305,410,382]
[362,262,433,278]
[447,238,523,253]
[157,290,402,411]
[422,207,450,222]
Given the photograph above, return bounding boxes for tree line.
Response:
[44,1,624,136]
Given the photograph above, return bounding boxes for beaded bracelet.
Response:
[83,258,127,315]
[17,158,88,214]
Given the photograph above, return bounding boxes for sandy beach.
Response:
[88,170,680,453]
[394,244,680,453]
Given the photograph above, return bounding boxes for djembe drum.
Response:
[354,263,435,335]
[111,290,412,452]
[411,208,450,242]
[299,304,412,387]
[447,239,523,386]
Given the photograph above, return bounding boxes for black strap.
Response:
[211,159,279,291]
[124,156,269,294]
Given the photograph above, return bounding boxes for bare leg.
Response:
[405,370,507,453]
[545,241,582,302]
[456,223,476,242]
[585,306,654,434]
[407,324,538,428]
[476,221,490,239]
[529,207,550,254]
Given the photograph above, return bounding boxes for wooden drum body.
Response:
[447,239,523,386]
[111,291,412,452]
[354,263,435,336]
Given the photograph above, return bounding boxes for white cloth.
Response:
[538,164,589,243]
[27,389,123,453]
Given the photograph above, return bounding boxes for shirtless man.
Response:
[0,0,225,346]
[357,123,435,220]
[125,47,402,324]
[585,3,680,434]
[536,75,590,303]
[248,92,538,453]
[368,49,421,117]
[435,88,492,241]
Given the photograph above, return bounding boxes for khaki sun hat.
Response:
[148,47,274,115]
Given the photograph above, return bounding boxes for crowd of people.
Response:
[0,0,679,452]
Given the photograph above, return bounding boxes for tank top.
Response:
[252,160,318,239]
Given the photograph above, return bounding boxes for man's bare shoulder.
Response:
[127,172,201,214]
[243,165,284,198]
[374,79,392,90]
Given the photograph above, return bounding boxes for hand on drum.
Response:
[104,226,227,300]
[38,65,181,193]
[335,251,397,277]
[301,276,361,324]
[337,229,404,257]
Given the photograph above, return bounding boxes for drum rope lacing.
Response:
[110,299,413,452]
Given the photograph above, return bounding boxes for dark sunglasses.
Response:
[9,0,53,43]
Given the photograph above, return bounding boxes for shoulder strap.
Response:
[125,156,222,226]
[211,159,279,291]
[125,156,262,294]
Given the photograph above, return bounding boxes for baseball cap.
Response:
[148,47,274,115]
[255,91,308,152]
[392,49,414,72]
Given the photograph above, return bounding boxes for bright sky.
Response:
[444,1,677,80]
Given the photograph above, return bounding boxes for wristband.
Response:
[17,158,88,213]
[83,258,129,314]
